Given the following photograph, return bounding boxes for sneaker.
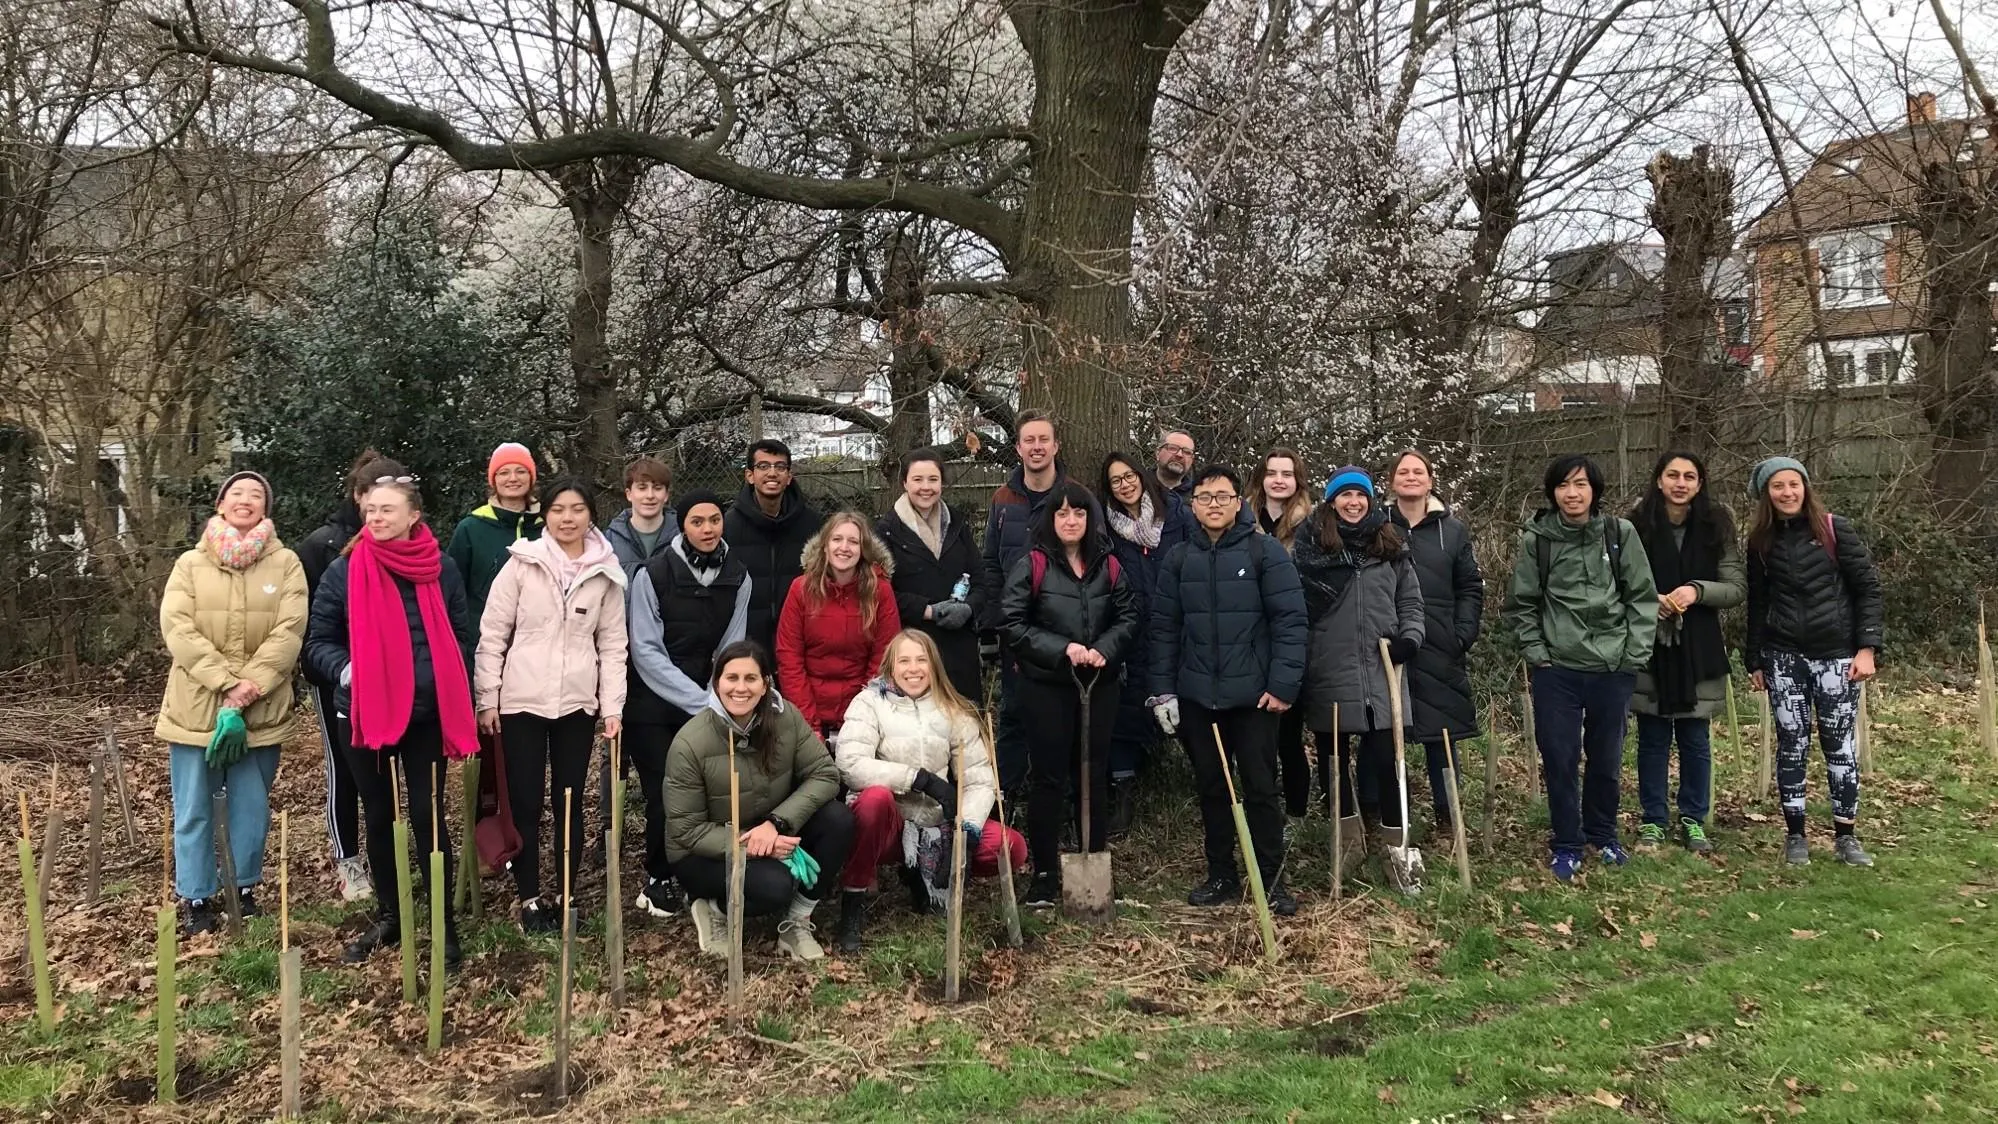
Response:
[777,917,825,962]
[342,917,400,963]
[335,857,374,902]
[1833,835,1873,867]
[1597,841,1631,867]
[519,898,560,935]
[1107,779,1136,838]
[1635,823,1667,850]
[1186,876,1242,907]
[1265,878,1299,917]
[689,899,730,957]
[636,877,684,919]
[1681,819,1714,855]
[1783,833,1809,866]
[836,892,867,954]
[237,888,262,918]
[181,898,220,937]
[1023,872,1060,909]
[1549,848,1583,883]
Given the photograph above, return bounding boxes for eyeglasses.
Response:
[750,460,792,474]
[1107,471,1140,486]
[1191,493,1239,507]
[1161,442,1195,457]
[373,474,417,485]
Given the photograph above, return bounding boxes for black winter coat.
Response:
[1389,501,1485,741]
[723,482,822,657]
[979,464,1066,630]
[1745,513,1884,671]
[999,547,1141,683]
[302,555,476,725]
[1148,522,1309,710]
[875,504,989,704]
[297,502,361,605]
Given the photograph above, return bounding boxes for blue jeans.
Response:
[169,743,281,902]
[1530,666,1634,851]
[1635,714,1712,827]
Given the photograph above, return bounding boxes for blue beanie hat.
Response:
[1325,466,1375,501]
[1749,456,1808,497]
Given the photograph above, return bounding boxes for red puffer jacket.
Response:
[775,568,901,733]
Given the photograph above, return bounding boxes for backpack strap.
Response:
[1030,550,1047,597]
[1537,521,1628,601]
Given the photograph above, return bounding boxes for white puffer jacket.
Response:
[836,679,997,828]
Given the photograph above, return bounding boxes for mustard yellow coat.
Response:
[154,537,310,748]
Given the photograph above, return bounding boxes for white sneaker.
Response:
[689,899,730,958]
[777,917,825,962]
[335,857,374,902]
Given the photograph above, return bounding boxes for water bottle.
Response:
[951,573,971,601]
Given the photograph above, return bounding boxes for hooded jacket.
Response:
[474,532,629,720]
[626,536,750,725]
[775,532,900,732]
[156,535,310,748]
[663,691,842,864]
[999,544,1141,683]
[447,503,544,623]
[297,500,360,605]
[874,503,988,702]
[1292,514,1426,733]
[980,462,1066,630]
[1389,497,1485,740]
[1148,520,1309,710]
[723,481,823,655]
[1504,511,1659,673]
[835,678,998,828]
[1745,513,1884,671]
[606,506,679,579]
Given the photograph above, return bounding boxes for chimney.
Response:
[1908,90,1939,126]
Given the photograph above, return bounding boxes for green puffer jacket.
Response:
[664,694,842,864]
[1632,532,1746,718]
[446,503,543,622]
[1504,512,1660,674]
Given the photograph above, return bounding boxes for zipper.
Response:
[1207,542,1221,681]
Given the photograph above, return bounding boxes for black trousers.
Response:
[1181,702,1283,883]
[1316,729,1400,827]
[675,801,856,916]
[312,682,362,861]
[1277,705,1312,816]
[625,715,689,883]
[500,710,597,902]
[342,721,452,926]
[1020,671,1119,874]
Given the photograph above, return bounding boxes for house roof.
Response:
[1744,117,1993,245]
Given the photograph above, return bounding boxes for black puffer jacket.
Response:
[302,554,476,724]
[1148,522,1308,710]
[999,547,1140,683]
[723,481,823,656]
[296,501,361,605]
[1745,513,1884,671]
[875,504,989,703]
[1389,499,1484,741]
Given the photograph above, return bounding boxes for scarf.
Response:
[1293,507,1386,621]
[894,494,949,559]
[1106,494,1163,550]
[203,516,276,571]
[675,534,729,584]
[1634,507,1729,714]
[346,523,478,759]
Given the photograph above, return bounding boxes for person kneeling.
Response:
[665,642,854,961]
[833,629,1027,953]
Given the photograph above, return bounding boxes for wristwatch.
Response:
[767,815,794,835]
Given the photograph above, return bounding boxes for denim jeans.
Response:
[1530,666,1635,851]
[1635,714,1712,827]
[169,743,281,902]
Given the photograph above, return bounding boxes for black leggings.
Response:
[625,717,687,883]
[342,722,453,924]
[675,801,857,916]
[500,710,596,902]
[1314,729,1400,828]
[1278,706,1312,816]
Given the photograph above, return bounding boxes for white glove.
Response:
[339,663,352,688]
[1151,695,1180,736]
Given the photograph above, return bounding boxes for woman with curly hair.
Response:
[776,512,901,740]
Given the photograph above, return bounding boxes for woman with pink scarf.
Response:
[475,478,628,934]
[303,460,479,968]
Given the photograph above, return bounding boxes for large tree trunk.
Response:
[1648,146,1735,450]
[559,159,642,496]
[881,233,934,472]
[1009,0,1195,470]
[1913,162,1998,538]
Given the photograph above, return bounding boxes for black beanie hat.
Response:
[677,489,724,531]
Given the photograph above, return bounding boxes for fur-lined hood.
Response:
[800,519,896,579]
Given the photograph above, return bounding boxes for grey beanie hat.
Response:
[215,470,274,511]
[1749,456,1808,497]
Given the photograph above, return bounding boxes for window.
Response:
[1814,228,1889,307]
[1815,335,1910,388]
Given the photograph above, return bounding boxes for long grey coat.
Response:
[1294,527,1426,734]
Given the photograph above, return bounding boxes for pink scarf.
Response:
[346,524,478,759]
[202,515,275,571]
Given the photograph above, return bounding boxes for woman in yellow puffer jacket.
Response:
[156,470,309,936]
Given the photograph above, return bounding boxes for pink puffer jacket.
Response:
[474,532,628,720]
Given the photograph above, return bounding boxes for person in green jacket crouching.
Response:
[1505,455,1659,883]
[665,641,855,962]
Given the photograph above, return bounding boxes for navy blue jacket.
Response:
[979,463,1066,630]
[1106,493,1198,667]
[303,554,477,724]
[1149,522,1309,710]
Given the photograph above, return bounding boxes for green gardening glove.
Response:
[207,707,249,768]
[782,846,821,891]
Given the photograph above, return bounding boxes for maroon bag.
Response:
[472,731,522,873]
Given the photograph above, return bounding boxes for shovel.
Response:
[1060,665,1114,926]
[1377,639,1426,894]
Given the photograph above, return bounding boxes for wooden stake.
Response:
[211,792,243,936]
[156,901,177,1104]
[555,788,574,1102]
[1980,602,1998,762]
[1481,700,1499,857]
[605,734,626,1015]
[943,727,968,1003]
[725,735,745,1032]
[390,764,417,1004]
[977,713,1022,948]
[427,765,446,1054]
[1757,685,1775,798]
[453,756,482,916]
[1722,675,1743,812]
[1442,731,1471,892]
[1856,681,1873,774]
[1330,703,1342,901]
[279,946,302,1119]
[280,812,290,951]
[1212,725,1278,964]
[17,794,54,1032]
[36,765,59,911]
[1520,668,1539,799]
[105,717,138,846]
[86,760,104,903]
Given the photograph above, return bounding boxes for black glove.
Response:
[912,768,958,821]
[1386,635,1419,665]
[931,826,957,893]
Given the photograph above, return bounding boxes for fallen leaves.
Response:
[1790,929,1821,940]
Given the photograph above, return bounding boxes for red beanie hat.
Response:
[487,442,537,489]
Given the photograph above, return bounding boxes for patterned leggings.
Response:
[1767,651,1861,823]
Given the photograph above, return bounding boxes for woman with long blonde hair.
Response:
[776,511,901,738]
[831,629,1026,951]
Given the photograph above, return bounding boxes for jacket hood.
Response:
[800,520,896,579]
[1188,518,1257,551]
[730,481,810,529]
[704,686,789,728]
[472,502,540,529]
[1392,495,1450,525]
[508,528,628,588]
[321,499,363,537]
[607,506,676,544]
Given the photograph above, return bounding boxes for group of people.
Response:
[154,421,1884,971]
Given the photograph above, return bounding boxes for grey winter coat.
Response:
[1292,521,1426,734]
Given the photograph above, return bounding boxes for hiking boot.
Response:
[342,916,400,963]
[636,877,684,919]
[1265,878,1299,917]
[1597,841,1631,867]
[237,888,262,918]
[1023,872,1060,909]
[777,896,825,962]
[1186,875,1242,907]
[1635,823,1667,851]
[1783,834,1810,866]
[1549,848,1583,883]
[335,856,374,902]
[1107,778,1136,838]
[519,897,560,936]
[836,891,867,954]
[1681,818,1714,855]
[181,898,220,937]
[689,899,730,958]
[443,923,463,972]
[1833,835,1874,867]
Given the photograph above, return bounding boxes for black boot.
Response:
[836,891,867,954]
[1107,779,1136,838]
[444,912,463,972]
[343,913,400,963]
